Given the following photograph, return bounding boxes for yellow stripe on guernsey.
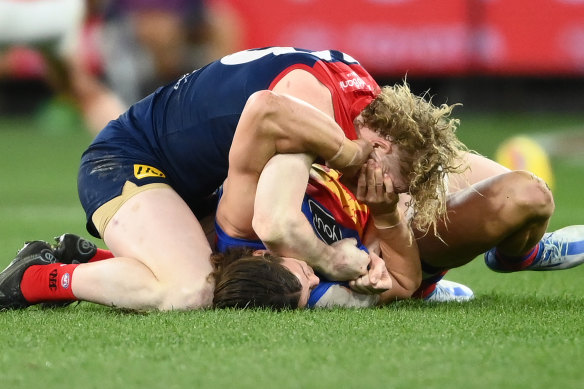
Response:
[134,164,166,179]
[309,164,369,228]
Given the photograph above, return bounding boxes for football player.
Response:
[2,48,583,311]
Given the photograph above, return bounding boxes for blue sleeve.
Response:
[307,281,349,308]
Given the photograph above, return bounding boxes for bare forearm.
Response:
[240,90,369,170]
[251,153,334,273]
[258,214,335,274]
[252,153,367,280]
[371,215,422,303]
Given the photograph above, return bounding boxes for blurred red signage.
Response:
[214,0,584,76]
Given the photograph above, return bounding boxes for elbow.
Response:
[253,209,307,253]
[393,279,421,301]
[380,271,422,303]
[252,207,297,249]
[252,210,278,245]
[243,90,281,136]
[246,90,274,114]
[401,263,423,298]
[399,275,422,299]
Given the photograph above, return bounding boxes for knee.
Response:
[157,275,215,311]
[505,170,555,220]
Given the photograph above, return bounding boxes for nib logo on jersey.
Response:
[308,199,342,245]
[339,71,367,91]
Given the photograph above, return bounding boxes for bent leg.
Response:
[417,170,554,269]
[72,187,214,310]
[448,152,511,192]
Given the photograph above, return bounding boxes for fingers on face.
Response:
[356,164,367,200]
[374,164,383,198]
[357,160,397,204]
[366,160,383,200]
[383,173,394,196]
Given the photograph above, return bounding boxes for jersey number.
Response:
[220,47,357,65]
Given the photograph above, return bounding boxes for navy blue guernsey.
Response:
[80,47,379,231]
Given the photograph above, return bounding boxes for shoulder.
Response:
[272,69,335,118]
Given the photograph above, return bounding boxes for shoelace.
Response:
[537,233,567,266]
[427,284,450,301]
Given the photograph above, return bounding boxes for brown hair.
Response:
[211,247,302,310]
[359,81,468,234]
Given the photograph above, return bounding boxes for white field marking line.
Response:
[0,204,83,222]
[529,126,584,158]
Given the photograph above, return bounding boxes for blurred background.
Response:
[2,0,584,130]
[0,0,583,253]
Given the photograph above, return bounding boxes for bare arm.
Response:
[363,218,421,303]
[231,69,372,175]
[216,70,372,278]
[218,70,371,246]
[217,148,370,280]
[252,154,369,280]
[357,161,422,303]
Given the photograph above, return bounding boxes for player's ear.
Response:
[371,137,391,153]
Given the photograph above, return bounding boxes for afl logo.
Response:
[61,273,71,289]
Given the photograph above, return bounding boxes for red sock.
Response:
[89,248,114,262]
[495,244,540,271]
[20,263,78,304]
[413,270,448,299]
[413,282,438,300]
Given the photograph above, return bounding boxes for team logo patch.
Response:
[61,273,71,289]
[134,164,166,179]
[309,199,342,245]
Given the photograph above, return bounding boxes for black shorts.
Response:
[78,141,169,238]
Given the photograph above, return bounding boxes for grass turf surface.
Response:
[0,112,583,389]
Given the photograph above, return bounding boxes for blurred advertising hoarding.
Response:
[213,0,584,76]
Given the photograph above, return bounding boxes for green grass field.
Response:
[1,111,583,389]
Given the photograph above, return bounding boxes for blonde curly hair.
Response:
[359,81,468,234]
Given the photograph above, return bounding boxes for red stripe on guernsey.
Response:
[268,62,380,140]
[306,165,369,236]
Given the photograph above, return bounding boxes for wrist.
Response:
[373,211,401,229]
[300,242,330,275]
[328,138,357,168]
[315,245,335,273]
